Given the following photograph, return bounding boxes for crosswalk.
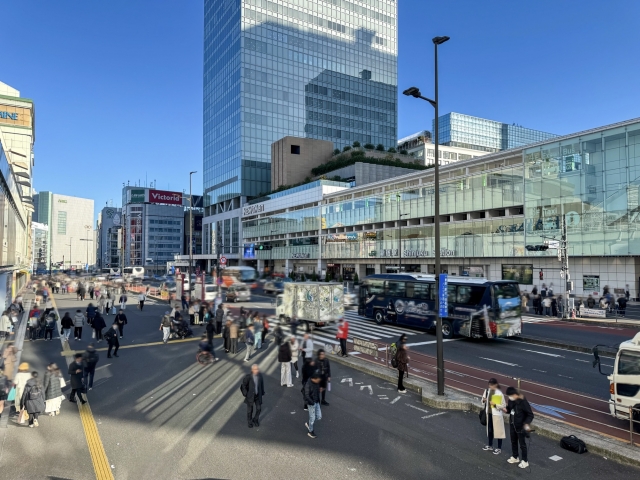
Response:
[522,316,559,324]
[279,311,420,347]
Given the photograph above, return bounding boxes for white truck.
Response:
[593,332,640,432]
[275,282,344,330]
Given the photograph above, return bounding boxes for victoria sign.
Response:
[149,189,182,205]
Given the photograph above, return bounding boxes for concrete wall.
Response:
[271,137,334,190]
[321,162,422,186]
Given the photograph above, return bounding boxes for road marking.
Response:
[341,378,353,387]
[557,374,573,379]
[549,455,563,461]
[79,402,115,480]
[390,396,401,404]
[502,339,592,356]
[360,385,373,395]
[405,339,462,346]
[422,412,446,419]
[405,404,430,414]
[532,369,547,373]
[61,336,200,355]
[479,357,520,367]
[575,359,590,363]
[521,349,564,358]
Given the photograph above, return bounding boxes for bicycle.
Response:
[196,350,215,365]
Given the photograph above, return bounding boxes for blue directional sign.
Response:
[438,273,448,317]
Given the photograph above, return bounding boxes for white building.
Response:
[397,130,484,167]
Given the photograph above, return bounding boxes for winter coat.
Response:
[86,306,97,318]
[160,315,172,328]
[92,315,106,332]
[21,378,45,414]
[82,347,99,370]
[396,348,409,373]
[230,323,239,339]
[43,371,62,400]
[115,313,128,326]
[206,321,215,339]
[506,397,535,430]
[61,314,73,329]
[278,342,292,363]
[316,357,331,381]
[302,361,316,385]
[0,314,11,332]
[104,327,119,344]
[483,388,506,439]
[304,380,321,405]
[215,308,224,323]
[73,313,85,327]
[68,361,84,390]
[14,371,31,405]
[245,329,255,345]
[290,339,299,362]
[336,321,349,340]
[240,373,265,405]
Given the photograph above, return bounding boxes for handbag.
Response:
[478,389,488,426]
[18,409,28,424]
[6,386,16,402]
[60,377,67,388]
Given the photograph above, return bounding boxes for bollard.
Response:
[517,378,521,390]
[631,406,635,446]
[385,346,389,368]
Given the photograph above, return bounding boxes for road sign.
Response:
[438,273,448,317]
[219,256,227,265]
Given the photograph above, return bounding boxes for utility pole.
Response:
[216,230,222,295]
[560,216,571,318]
[189,171,197,286]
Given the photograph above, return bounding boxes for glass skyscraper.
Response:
[203,0,398,211]
[434,112,558,153]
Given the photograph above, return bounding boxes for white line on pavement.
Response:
[422,412,446,419]
[575,359,590,363]
[532,369,547,373]
[502,338,592,356]
[521,349,564,358]
[405,404,430,414]
[479,357,520,367]
[406,339,462,346]
[390,396,401,404]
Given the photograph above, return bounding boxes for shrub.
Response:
[311,155,431,176]
[364,143,375,150]
[400,149,408,155]
[353,272,359,284]
[388,147,397,153]
[352,141,361,148]
[311,272,317,281]
[325,271,332,282]
[376,144,385,151]
[333,148,341,155]
[342,145,352,152]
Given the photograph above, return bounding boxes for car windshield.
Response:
[618,350,640,375]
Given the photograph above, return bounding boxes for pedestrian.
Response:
[316,349,331,406]
[551,296,557,317]
[278,338,293,387]
[0,309,11,339]
[188,303,195,325]
[86,303,97,326]
[98,295,106,314]
[397,333,408,349]
[119,293,127,310]
[261,314,269,342]
[89,284,95,300]
[206,317,216,348]
[274,324,284,346]
[114,309,128,338]
[104,295,112,316]
[223,320,231,352]
[160,312,172,344]
[44,311,57,341]
[28,312,39,341]
[82,344,99,391]
[181,293,188,311]
[105,324,120,358]
[92,312,106,343]
[20,371,45,427]
[138,292,146,311]
[244,324,255,362]
[240,363,265,428]
[617,295,628,317]
[521,291,529,313]
[68,354,87,404]
[230,321,239,354]
[289,316,299,338]
[482,378,506,455]
[542,296,551,316]
[253,315,263,349]
[587,294,596,309]
[290,336,300,379]
[2,346,17,381]
[304,373,322,438]
[396,344,409,393]
[300,333,314,363]
[336,317,349,357]
[505,387,534,469]
[301,358,316,411]
[60,312,73,341]
[14,363,32,410]
[43,363,64,416]
[215,304,224,335]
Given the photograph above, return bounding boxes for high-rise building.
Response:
[96,206,123,271]
[203,0,398,266]
[434,112,558,153]
[35,192,95,270]
[31,222,48,273]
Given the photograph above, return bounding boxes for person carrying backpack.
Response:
[44,312,57,341]
[104,324,120,358]
[505,387,534,469]
[20,371,45,427]
[396,344,409,393]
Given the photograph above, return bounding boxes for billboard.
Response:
[149,189,182,205]
[130,189,145,203]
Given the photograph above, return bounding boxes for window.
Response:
[367,280,384,295]
[456,285,486,305]
[618,351,640,375]
[385,281,406,297]
[410,282,430,300]
[447,284,457,304]
[291,145,300,155]
[57,211,67,235]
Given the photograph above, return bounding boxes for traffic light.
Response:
[539,270,544,280]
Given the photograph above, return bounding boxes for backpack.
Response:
[28,383,43,401]
[560,435,587,454]
[389,342,398,368]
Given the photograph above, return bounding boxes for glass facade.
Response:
[435,112,558,153]
[203,0,398,207]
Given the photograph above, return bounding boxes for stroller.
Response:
[170,319,193,340]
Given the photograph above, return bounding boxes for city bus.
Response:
[123,266,145,281]
[101,268,121,276]
[358,274,522,339]
[220,266,258,288]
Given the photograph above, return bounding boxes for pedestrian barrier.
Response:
[346,336,640,446]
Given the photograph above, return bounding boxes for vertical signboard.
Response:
[175,273,184,308]
[194,274,205,302]
[438,273,448,317]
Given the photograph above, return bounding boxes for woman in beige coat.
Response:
[481,378,506,455]
[2,346,17,381]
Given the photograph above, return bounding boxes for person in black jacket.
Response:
[60,312,74,342]
[278,340,293,387]
[114,310,128,338]
[504,386,534,469]
[301,358,316,411]
[316,349,331,406]
[205,319,217,359]
[304,373,322,438]
[104,324,120,358]
[82,344,99,391]
[68,354,87,404]
[240,364,265,428]
[92,312,106,343]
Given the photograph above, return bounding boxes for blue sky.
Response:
[2,1,639,221]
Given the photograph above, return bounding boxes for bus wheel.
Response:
[441,320,454,339]
[374,310,385,325]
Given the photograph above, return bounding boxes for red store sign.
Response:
[149,189,182,205]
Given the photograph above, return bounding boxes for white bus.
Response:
[220,266,258,287]
[101,268,121,276]
[123,266,145,281]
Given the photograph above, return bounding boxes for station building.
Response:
[243,117,640,299]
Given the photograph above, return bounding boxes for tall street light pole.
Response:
[403,34,449,396]
[189,171,197,287]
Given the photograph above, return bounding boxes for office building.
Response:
[434,112,558,153]
[0,80,35,306]
[244,116,640,299]
[398,130,484,166]
[96,206,123,271]
[31,222,48,273]
[35,192,95,270]
[203,0,398,265]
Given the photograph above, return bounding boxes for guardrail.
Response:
[347,336,640,446]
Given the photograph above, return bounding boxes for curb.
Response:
[330,352,640,467]
[514,336,617,358]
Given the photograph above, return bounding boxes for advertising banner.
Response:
[149,189,182,205]
[130,189,145,203]
[438,274,448,317]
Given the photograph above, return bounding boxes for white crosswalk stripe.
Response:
[343,311,425,335]
[522,316,558,324]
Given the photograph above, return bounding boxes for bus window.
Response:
[618,350,640,375]
[411,282,430,300]
[406,283,414,298]
[368,280,384,295]
[457,285,486,305]
[385,281,406,297]
[493,283,520,300]
[447,284,457,305]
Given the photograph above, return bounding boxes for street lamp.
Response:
[189,170,197,285]
[80,225,93,272]
[66,239,72,271]
[402,34,449,396]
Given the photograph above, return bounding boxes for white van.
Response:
[593,332,640,431]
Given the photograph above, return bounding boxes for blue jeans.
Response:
[255,331,262,349]
[307,402,322,432]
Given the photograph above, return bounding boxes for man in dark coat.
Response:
[115,309,128,338]
[69,353,87,404]
[82,344,100,391]
[315,349,331,406]
[21,371,46,427]
[215,304,224,335]
[505,386,535,468]
[92,312,106,342]
[104,324,120,358]
[206,318,216,352]
[240,364,265,428]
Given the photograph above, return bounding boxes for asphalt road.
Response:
[2,292,638,479]
[523,317,640,349]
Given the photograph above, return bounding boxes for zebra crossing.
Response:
[521,316,559,324]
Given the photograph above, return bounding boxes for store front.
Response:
[342,264,356,281]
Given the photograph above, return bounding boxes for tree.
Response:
[388,147,397,153]
[364,143,375,150]
[342,145,352,152]
[353,272,359,284]
[301,273,306,282]
[333,148,341,155]
[311,271,317,281]
[400,149,408,155]
[352,140,361,148]
[376,144,385,151]
[325,271,331,282]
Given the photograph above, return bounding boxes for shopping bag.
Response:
[327,382,331,392]
[18,409,28,424]
[60,377,67,388]
[6,387,16,402]
[92,330,96,339]
[111,306,117,315]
